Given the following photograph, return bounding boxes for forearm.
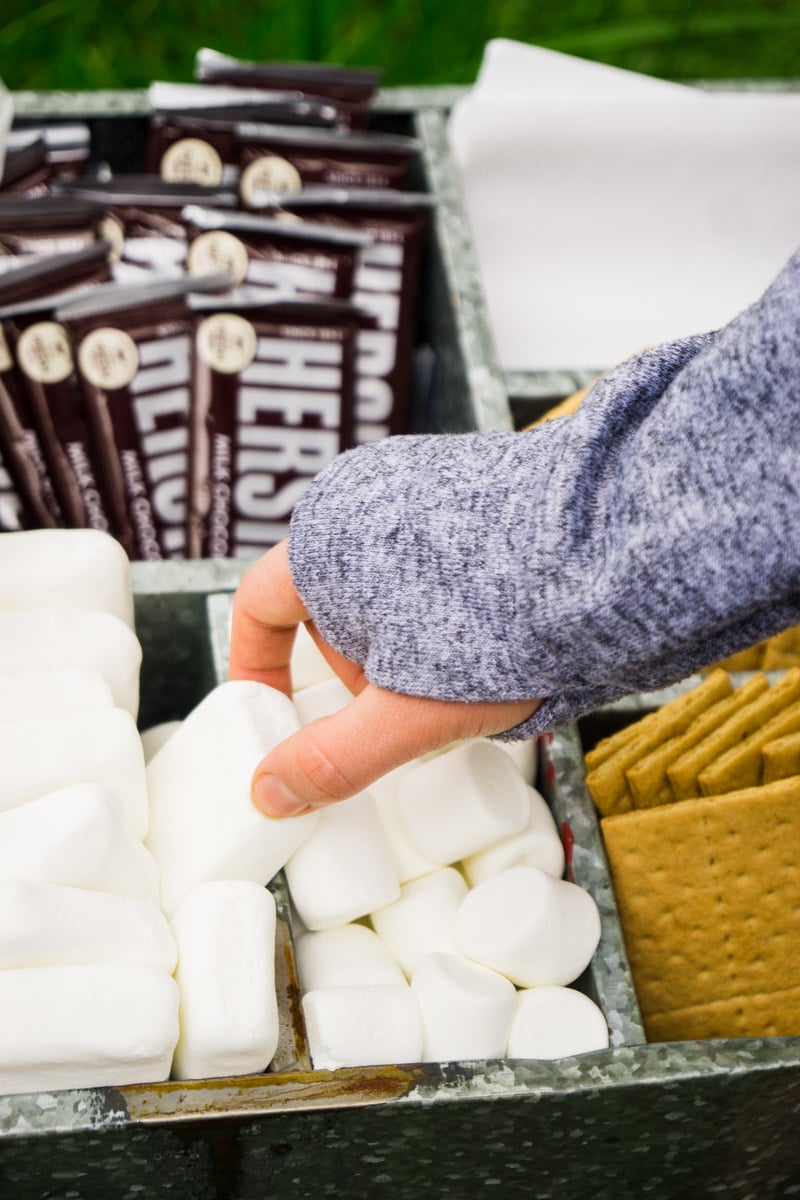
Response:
[289,249,800,735]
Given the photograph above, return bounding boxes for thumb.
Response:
[251,683,540,817]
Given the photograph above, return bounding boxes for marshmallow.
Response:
[0,668,115,722]
[0,529,134,628]
[0,879,176,971]
[0,783,160,903]
[507,987,610,1060]
[369,766,439,884]
[293,677,352,724]
[302,985,423,1070]
[170,881,279,1080]
[290,620,337,691]
[284,792,400,930]
[497,736,538,783]
[295,924,406,992]
[411,952,517,1062]
[0,707,149,838]
[370,867,468,979]
[461,786,565,886]
[394,740,531,865]
[0,965,179,1094]
[0,608,141,717]
[456,866,602,988]
[140,720,182,762]
[146,680,319,914]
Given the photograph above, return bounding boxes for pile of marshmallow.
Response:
[281,666,608,1069]
[0,527,608,1096]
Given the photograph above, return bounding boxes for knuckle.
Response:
[296,726,359,803]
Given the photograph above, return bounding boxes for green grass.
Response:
[1,0,798,92]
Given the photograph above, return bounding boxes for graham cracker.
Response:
[585,669,732,816]
[698,697,800,795]
[707,643,767,673]
[584,708,663,773]
[762,731,800,784]
[626,672,769,809]
[645,984,800,1042]
[667,667,800,800]
[601,776,800,1036]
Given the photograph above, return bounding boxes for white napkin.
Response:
[449,40,800,371]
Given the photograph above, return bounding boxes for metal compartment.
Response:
[2,87,800,1199]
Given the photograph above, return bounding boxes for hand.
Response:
[229,540,541,817]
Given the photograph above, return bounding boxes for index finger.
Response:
[229,540,309,697]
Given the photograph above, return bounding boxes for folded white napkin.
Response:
[449,40,800,370]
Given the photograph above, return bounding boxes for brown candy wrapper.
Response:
[235,123,419,202]
[187,292,369,559]
[181,204,370,304]
[0,244,115,532]
[276,188,433,442]
[0,195,109,263]
[59,273,231,560]
[194,48,381,129]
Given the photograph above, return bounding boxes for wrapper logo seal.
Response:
[77,328,140,390]
[187,231,249,284]
[196,314,257,375]
[160,137,224,186]
[17,322,73,384]
[240,155,302,205]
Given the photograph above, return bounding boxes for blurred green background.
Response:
[1,0,798,92]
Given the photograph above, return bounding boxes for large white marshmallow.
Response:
[292,676,352,724]
[0,964,178,1094]
[302,985,423,1070]
[0,608,141,717]
[284,792,400,930]
[0,667,115,722]
[0,879,176,971]
[0,783,159,903]
[455,866,601,988]
[290,620,337,691]
[146,680,319,915]
[370,867,468,979]
[369,766,439,884]
[140,720,182,763]
[507,986,610,1060]
[394,740,531,865]
[0,529,134,628]
[461,786,565,886]
[0,706,149,838]
[295,924,406,992]
[170,880,279,1080]
[497,736,538,783]
[411,952,517,1063]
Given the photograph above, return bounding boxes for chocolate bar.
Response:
[275,188,433,441]
[182,204,370,303]
[59,273,231,560]
[188,293,367,558]
[194,48,381,128]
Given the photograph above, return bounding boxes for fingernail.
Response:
[252,773,311,818]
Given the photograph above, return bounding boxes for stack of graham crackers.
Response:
[585,667,800,1042]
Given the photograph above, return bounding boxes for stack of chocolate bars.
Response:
[0,48,433,560]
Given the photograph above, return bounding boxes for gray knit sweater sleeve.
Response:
[288,248,800,738]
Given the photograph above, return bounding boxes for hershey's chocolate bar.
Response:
[194,48,381,128]
[274,188,433,442]
[60,273,231,560]
[235,123,420,202]
[0,196,109,260]
[0,244,116,533]
[188,295,366,559]
[182,204,370,304]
